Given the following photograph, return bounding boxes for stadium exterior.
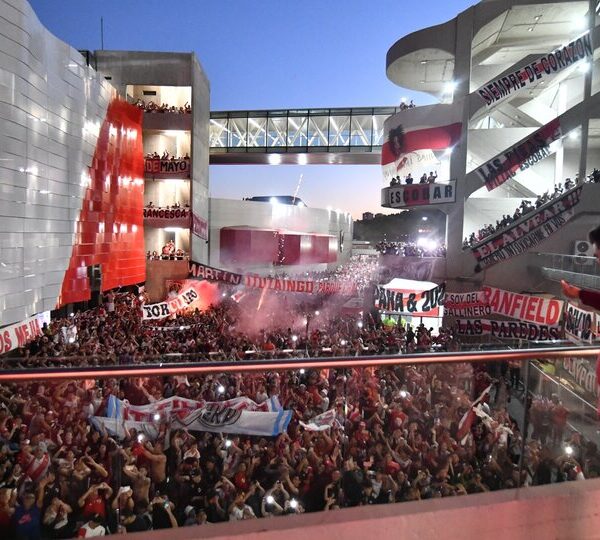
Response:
[381,0,600,295]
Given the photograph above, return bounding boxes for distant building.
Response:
[362,212,374,221]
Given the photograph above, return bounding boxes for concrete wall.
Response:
[95,50,211,265]
[209,198,353,272]
[133,478,600,540]
[190,54,210,264]
[0,0,115,325]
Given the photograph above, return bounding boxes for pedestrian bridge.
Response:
[209,106,400,165]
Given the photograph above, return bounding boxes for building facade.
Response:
[382,0,600,293]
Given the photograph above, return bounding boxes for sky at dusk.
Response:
[30,0,475,218]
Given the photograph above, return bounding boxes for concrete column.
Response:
[445,7,476,283]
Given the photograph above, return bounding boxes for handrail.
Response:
[0,346,598,382]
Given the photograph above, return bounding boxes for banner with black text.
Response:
[472,186,582,271]
[454,318,560,341]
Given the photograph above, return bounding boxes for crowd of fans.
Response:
[0,327,592,537]
[145,202,190,210]
[146,241,188,261]
[389,171,438,187]
[145,151,190,161]
[463,171,600,248]
[399,99,416,111]
[0,252,595,537]
[136,100,192,114]
[376,241,447,258]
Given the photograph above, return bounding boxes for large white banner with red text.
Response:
[0,315,44,355]
[481,286,563,327]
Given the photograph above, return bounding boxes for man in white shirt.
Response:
[77,514,106,537]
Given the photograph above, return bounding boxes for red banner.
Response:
[476,118,561,191]
[192,213,208,240]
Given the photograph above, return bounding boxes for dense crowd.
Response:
[399,99,416,110]
[145,151,190,161]
[145,202,190,210]
[376,241,447,258]
[136,100,192,114]
[389,171,438,187]
[0,254,595,537]
[146,241,188,261]
[0,342,592,537]
[463,171,600,248]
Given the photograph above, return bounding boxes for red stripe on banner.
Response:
[381,123,462,166]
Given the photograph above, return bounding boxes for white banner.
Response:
[564,302,596,344]
[90,417,162,441]
[171,404,292,437]
[444,291,491,318]
[382,181,456,209]
[142,285,200,320]
[0,314,44,355]
[106,394,282,422]
[299,409,338,431]
[454,318,560,341]
[477,32,593,108]
[482,286,563,327]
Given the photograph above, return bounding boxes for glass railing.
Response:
[0,346,598,536]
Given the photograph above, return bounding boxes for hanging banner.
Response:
[142,285,200,320]
[381,106,462,183]
[454,318,560,341]
[375,282,445,317]
[445,291,491,317]
[482,286,563,327]
[188,260,357,296]
[477,32,593,108]
[472,186,582,271]
[189,261,243,285]
[192,213,208,240]
[144,158,190,177]
[0,315,44,355]
[564,302,596,344]
[477,118,562,191]
[171,404,292,437]
[143,207,190,228]
[382,181,456,208]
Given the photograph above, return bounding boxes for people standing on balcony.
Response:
[419,173,427,184]
[427,171,437,183]
[405,173,413,185]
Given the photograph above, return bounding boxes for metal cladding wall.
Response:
[58,99,145,305]
[0,0,145,325]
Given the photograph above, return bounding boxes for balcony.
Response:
[1,345,599,538]
[143,111,192,131]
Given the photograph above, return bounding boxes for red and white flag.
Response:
[456,384,492,444]
[381,106,462,182]
[299,409,338,431]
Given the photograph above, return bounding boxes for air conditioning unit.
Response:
[573,240,594,257]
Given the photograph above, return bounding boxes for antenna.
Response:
[100,17,104,50]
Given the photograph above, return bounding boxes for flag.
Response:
[381,106,462,183]
[456,384,492,444]
[299,409,338,431]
